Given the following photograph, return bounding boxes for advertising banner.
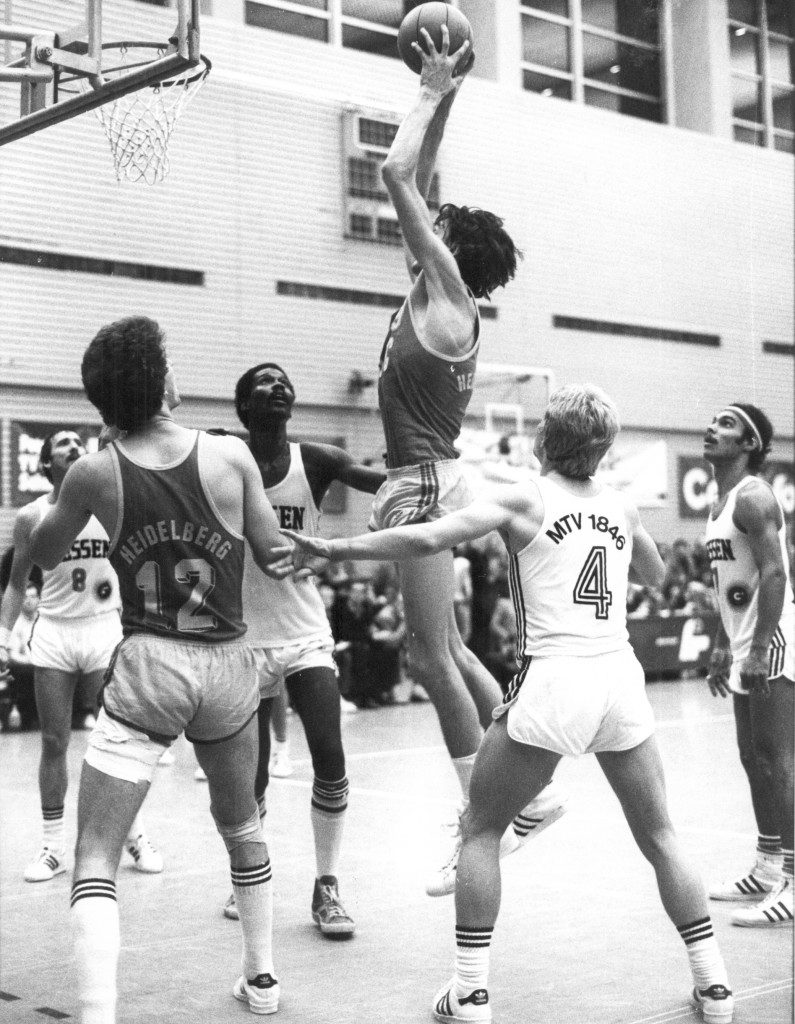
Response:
[678,456,793,520]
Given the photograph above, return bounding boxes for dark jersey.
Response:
[108,432,246,642]
[377,278,480,469]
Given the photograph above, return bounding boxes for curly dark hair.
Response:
[81,316,169,431]
[234,362,292,429]
[729,401,773,473]
[434,203,522,300]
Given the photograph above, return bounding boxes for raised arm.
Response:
[302,443,385,505]
[382,27,471,292]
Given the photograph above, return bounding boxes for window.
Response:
[244,0,430,58]
[728,0,794,152]
[519,0,664,123]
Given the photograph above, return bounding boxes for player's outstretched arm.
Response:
[29,460,94,570]
[734,482,787,697]
[284,485,524,576]
[382,27,471,289]
[302,443,385,500]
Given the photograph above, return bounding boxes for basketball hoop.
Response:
[69,43,210,184]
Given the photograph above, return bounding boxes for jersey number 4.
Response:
[573,546,612,620]
[135,558,217,632]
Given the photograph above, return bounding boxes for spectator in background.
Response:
[332,580,375,709]
[486,593,517,690]
[368,584,407,706]
[3,583,40,730]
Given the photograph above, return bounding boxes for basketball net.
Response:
[82,47,211,184]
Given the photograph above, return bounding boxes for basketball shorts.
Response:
[728,631,794,695]
[29,610,122,675]
[252,632,337,699]
[493,648,655,756]
[100,634,258,746]
[369,459,473,531]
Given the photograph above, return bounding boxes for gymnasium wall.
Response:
[1,0,793,550]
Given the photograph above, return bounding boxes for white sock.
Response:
[455,924,492,994]
[42,804,65,851]
[311,777,349,877]
[677,917,729,991]
[71,879,120,1024]
[231,858,274,978]
[452,754,476,803]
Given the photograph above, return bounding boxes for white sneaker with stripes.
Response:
[233,972,279,1014]
[708,862,781,901]
[126,834,164,873]
[23,846,66,883]
[432,978,491,1023]
[731,876,794,927]
[691,983,734,1024]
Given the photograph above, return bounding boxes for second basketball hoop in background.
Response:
[72,44,211,185]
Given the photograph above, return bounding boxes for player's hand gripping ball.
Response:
[397,2,474,75]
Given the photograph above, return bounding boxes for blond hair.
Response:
[538,384,619,479]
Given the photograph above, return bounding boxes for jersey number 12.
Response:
[136,558,217,632]
[573,546,612,620]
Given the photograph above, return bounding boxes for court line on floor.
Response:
[626,978,793,1024]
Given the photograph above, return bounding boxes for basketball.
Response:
[397,2,473,76]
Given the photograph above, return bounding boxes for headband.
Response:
[723,406,763,450]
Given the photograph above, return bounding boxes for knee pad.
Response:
[212,806,264,854]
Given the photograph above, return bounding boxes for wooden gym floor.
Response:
[1,678,792,1023]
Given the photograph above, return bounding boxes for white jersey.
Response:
[512,477,632,658]
[33,494,120,620]
[243,443,330,647]
[705,477,795,667]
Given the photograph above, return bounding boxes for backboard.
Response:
[0,0,202,147]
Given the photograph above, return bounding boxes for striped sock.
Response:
[677,917,729,991]
[781,848,793,878]
[231,859,274,979]
[71,879,119,1024]
[455,925,493,995]
[757,833,783,872]
[42,804,65,851]
[311,776,349,878]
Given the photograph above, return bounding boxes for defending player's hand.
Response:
[415,26,472,98]
[738,648,770,699]
[706,645,732,698]
[261,543,295,581]
[279,529,331,581]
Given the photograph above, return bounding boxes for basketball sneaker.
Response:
[233,972,279,1015]
[223,893,239,920]
[691,983,734,1024]
[708,862,781,901]
[425,785,568,898]
[731,876,793,927]
[311,876,355,936]
[23,846,66,883]
[269,747,293,778]
[432,978,491,1023]
[126,834,164,873]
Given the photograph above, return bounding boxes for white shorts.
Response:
[493,648,655,756]
[29,611,122,675]
[369,459,472,531]
[252,633,337,699]
[85,707,168,785]
[101,634,258,745]
[728,635,795,695]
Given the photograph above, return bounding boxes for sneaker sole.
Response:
[23,864,66,883]
[312,910,356,936]
[233,978,279,1014]
[732,914,793,928]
